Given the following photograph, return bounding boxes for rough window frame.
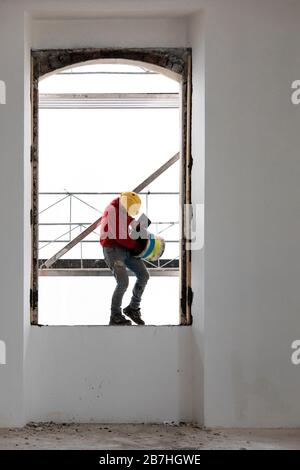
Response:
[30,47,192,326]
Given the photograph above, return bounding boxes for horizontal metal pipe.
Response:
[39,268,179,277]
[39,239,179,243]
[39,221,179,226]
[39,191,179,195]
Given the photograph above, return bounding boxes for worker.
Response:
[100,192,150,325]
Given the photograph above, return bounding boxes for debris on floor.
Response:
[0,423,300,450]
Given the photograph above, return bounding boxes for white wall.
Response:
[26,326,192,423]
[203,0,300,426]
[31,17,189,49]
[189,10,205,425]
[1,0,300,428]
[0,2,28,426]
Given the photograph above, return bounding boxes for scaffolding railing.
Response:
[38,191,179,276]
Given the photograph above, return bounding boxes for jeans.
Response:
[103,245,150,316]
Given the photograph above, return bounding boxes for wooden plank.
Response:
[133,152,179,193]
[41,152,179,269]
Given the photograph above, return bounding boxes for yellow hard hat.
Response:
[120,191,141,217]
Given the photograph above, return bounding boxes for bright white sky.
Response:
[38,62,180,325]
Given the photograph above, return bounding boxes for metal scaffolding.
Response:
[39,154,180,276]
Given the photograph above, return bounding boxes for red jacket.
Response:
[100,197,138,250]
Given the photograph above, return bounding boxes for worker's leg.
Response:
[103,246,129,316]
[125,254,150,309]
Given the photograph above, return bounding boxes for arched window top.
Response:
[39,58,182,84]
[32,48,191,83]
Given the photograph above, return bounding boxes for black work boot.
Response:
[109,313,132,326]
[123,306,145,325]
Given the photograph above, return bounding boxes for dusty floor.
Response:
[0,423,299,450]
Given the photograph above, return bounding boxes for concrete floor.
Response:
[0,423,300,450]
